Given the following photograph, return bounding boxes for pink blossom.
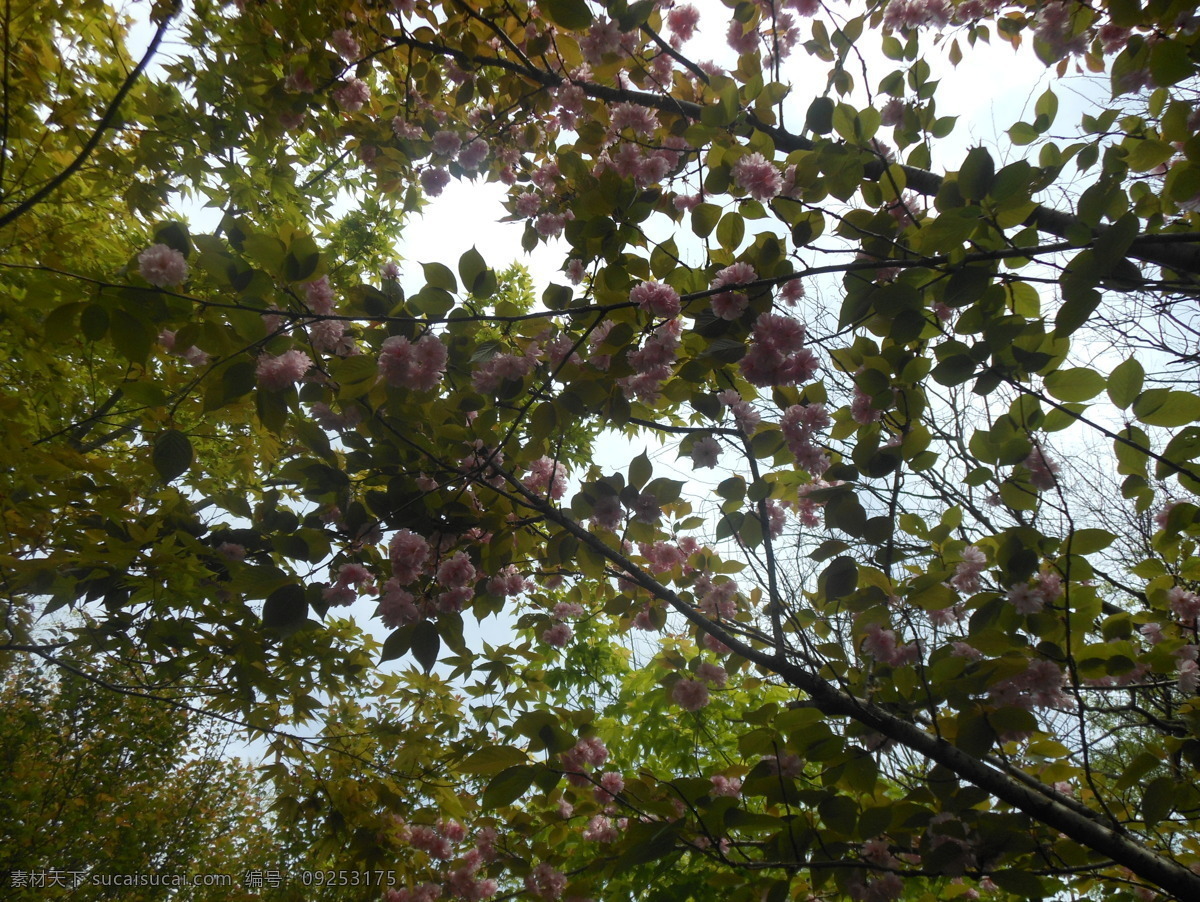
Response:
[690,436,721,468]
[523,456,569,500]
[525,863,567,900]
[727,19,759,54]
[671,678,710,711]
[432,130,462,158]
[392,116,423,140]
[591,494,624,530]
[595,771,624,802]
[420,167,452,196]
[437,552,477,588]
[217,542,245,561]
[710,262,757,319]
[1024,445,1060,490]
[951,642,983,661]
[459,138,489,170]
[330,28,359,60]
[1180,659,1199,695]
[1007,582,1046,615]
[487,565,528,597]
[332,78,370,111]
[580,17,621,64]
[284,67,315,93]
[138,244,188,287]
[765,752,803,778]
[1168,587,1200,622]
[610,102,659,137]
[880,97,905,127]
[696,661,727,686]
[582,814,619,842]
[542,622,573,647]
[306,276,335,314]
[990,658,1074,710]
[704,632,732,654]
[390,529,431,584]
[256,349,312,390]
[667,4,700,41]
[379,580,420,628]
[862,837,897,867]
[565,259,586,284]
[410,825,454,860]
[732,152,783,201]
[710,774,742,796]
[630,280,681,319]
[951,545,987,594]
[779,277,805,305]
[1140,622,1165,645]
[379,333,448,392]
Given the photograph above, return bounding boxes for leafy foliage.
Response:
[5,0,1200,900]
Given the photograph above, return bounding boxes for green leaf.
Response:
[629,451,652,490]
[1044,367,1105,402]
[153,429,193,481]
[716,212,745,251]
[804,96,835,134]
[692,203,721,238]
[411,619,441,672]
[1108,357,1144,409]
[1134,389,1200,427]
[1149,40,1193,88]
[458,247,488,295]
[262,584,308,635]
[1141,776,1176,825]
[422,261,458,292]
[821,556,858,599]
[539,0,592,29]
[482,764,538,808]
[957,146,995,201]
[458,745,528,776]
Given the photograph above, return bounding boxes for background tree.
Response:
[5,0,1200,900]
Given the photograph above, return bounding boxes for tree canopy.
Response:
[5,0,1200,899]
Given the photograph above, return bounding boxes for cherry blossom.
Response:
[671,677,710,711]
[379,333,448,392]
[138,244,188,287]
[256,349,312,390]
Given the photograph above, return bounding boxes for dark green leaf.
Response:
[153,429,193,481]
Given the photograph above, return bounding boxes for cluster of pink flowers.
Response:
[638,540,690,574]
[732,152,783,201]
[322,562,375,607]
[950,545,987,594]
[589,492,624,530]
[690,435,721,468]
[1033,2,1088,59]
[256,349,312,390]
[739,312,818,387]
[765,752,803,778]
[850,386,882,424]
[618,318,682,403]
[158,329,208,367]
[630,280,681,319]
[330,28,359,60]
[710,774,742,797]
[582,814,620,842]
[593,771,625,804]
[1024,444,1060,490]
[524,863,567,900]
[697,576,738,619]
[989,658,1075,710]
[718,389,760,433]
[709,262,757,320]
[379,333,448,392]
[390,529,432,584]
[560,736,608,784]
[671,677,710,711]
[421,168,452,197]
[780,403,831,475]
[860,622,921,666]
[332,78,370,111]
[696,661,727,687]
[1168,586,1200,623]
[796,479,835,527]
[436,551,476,588]
[882,0,954,31]
[378,579,421,628]
[523,456,569,500]
[1179,648,1199,695]
[471,350,535,394]
[311,401,361,430]
[542,621,573,648]
[138,244,188,287]
[667,4,700,42]
[486,565,528,597]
